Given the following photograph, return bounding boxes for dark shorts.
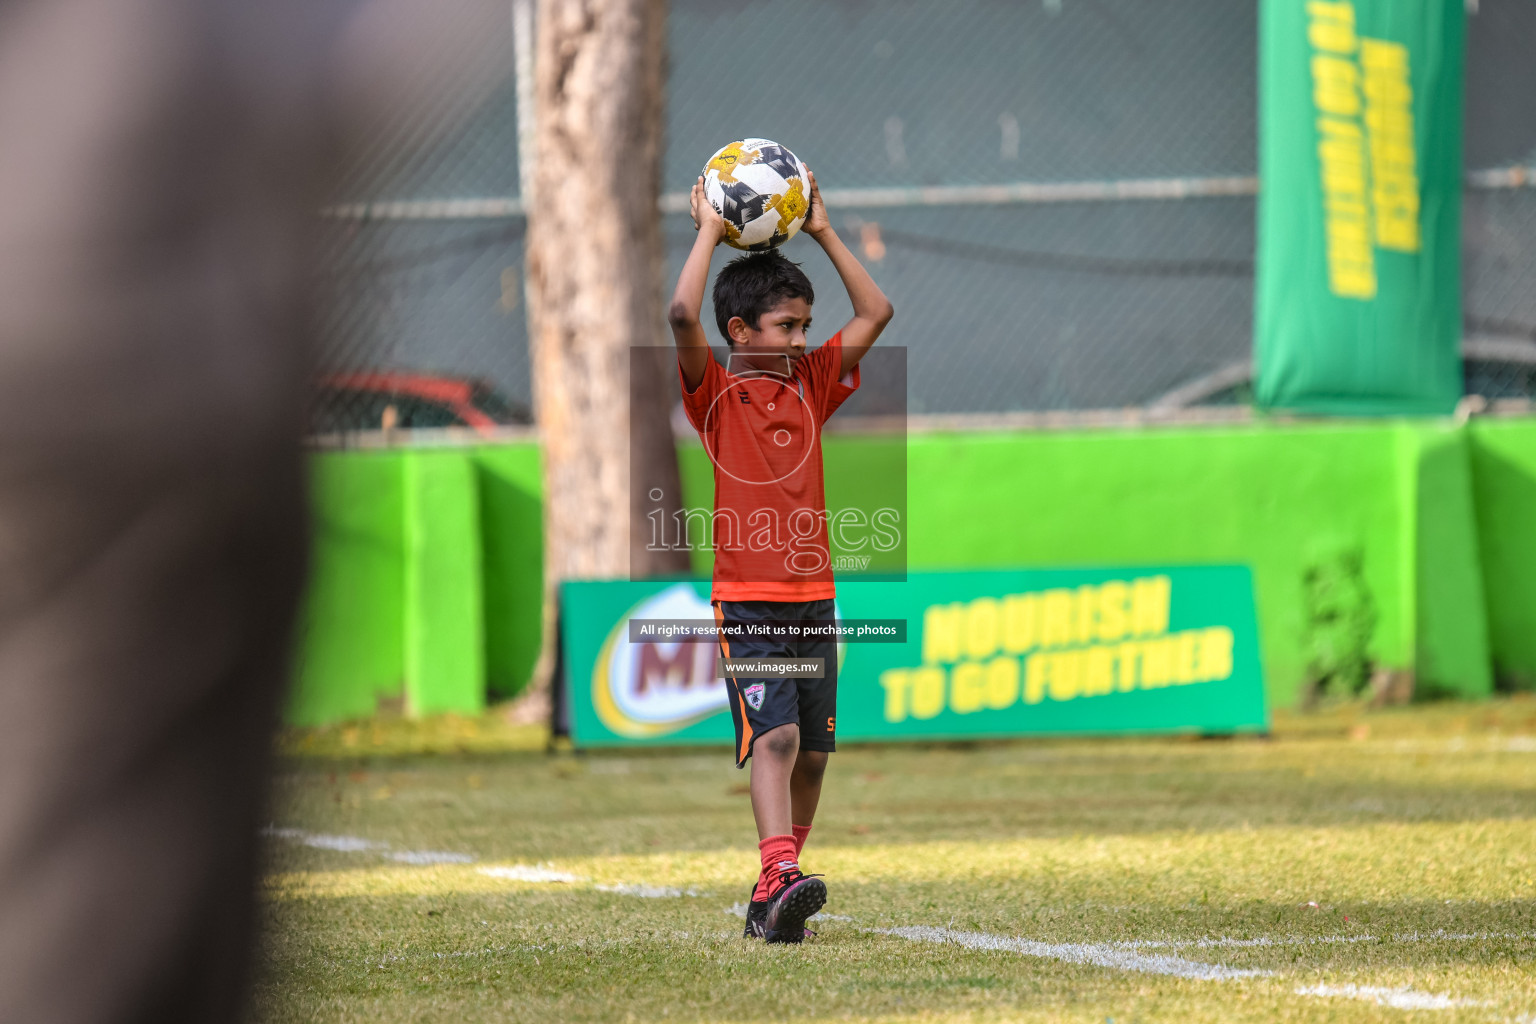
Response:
[714,599,838,768]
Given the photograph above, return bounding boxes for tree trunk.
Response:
[515,0,686,723]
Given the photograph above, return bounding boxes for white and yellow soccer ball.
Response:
[701,138,811,251]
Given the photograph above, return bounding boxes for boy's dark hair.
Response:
[712,251,814,345]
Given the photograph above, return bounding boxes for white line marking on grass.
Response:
[879,926,1272,980]
[1391,929,1536,943]
[386,850,476,865]
[265,827,386,852]
[1115,934,1379,950]
[265,827,475,864]
[734,908,1534,999]
[1115,929,1536,950]
[478,865,584,883]
[1296,983,1488,1010]
[596,884,700,898]
[372,946,517,966]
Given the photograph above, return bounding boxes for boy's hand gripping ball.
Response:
[701,138,811,251]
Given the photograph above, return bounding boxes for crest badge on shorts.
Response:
[744,683,765,711]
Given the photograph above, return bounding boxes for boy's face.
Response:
[727,297,812,375]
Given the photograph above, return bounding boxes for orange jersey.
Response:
[679,333,860,601]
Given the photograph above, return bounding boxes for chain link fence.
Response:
[310,0,1536,438]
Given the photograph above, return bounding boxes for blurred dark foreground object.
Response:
[0,3,325,1020]
[0,0,504,1020]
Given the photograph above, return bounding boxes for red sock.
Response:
[754,834,797,901]
[792,823,811,858]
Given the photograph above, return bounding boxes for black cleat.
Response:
[743,893,769,939]
[763,870,827,945]
[745,890,817,941]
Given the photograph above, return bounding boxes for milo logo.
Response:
[591,584,729,738]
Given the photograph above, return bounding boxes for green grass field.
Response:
[256,700,1536,1023]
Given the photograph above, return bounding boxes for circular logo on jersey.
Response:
[699,359,817,487]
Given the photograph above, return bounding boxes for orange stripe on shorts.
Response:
[715,602,753,762]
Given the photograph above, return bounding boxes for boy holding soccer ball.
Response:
[668,168,893,943]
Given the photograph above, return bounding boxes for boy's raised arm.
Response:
[668,176,723,391]
[803,169,894,377]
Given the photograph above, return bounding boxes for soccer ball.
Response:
[701,138,811,251]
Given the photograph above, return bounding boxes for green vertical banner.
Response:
[1255,0,1464,415]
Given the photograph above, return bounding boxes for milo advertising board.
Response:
[562,566,1267,749]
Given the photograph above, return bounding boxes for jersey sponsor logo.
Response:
[744,683,765,710]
